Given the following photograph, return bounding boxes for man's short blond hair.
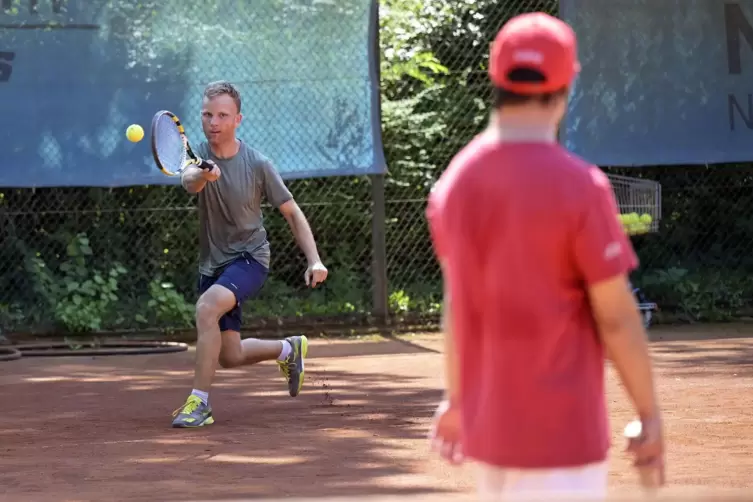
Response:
[203,81,241,113]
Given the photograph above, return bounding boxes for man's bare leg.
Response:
[219,331,309,397]
[219,332,281,367]
[171,285,235,428]
[192,285,236,391]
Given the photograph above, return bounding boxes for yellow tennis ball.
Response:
[640,213,653,225]
[624,213,639,225]
[126,124,144,143]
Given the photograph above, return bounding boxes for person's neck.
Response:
[490,113,557,144]
[209,138,241,159]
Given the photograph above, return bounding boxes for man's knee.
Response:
[195,298,221,327]
[218,350,243,368]
[195,286,236,327]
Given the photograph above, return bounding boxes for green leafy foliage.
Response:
[144,280,195,328]
[26,233,126,332]
[638,267,753,323]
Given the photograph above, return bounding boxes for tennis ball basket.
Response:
[607,173,662,328]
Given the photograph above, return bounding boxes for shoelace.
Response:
[172,396,201,417]
[277,352,295,380]
[278,359,291,379]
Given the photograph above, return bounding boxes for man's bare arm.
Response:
[278,199,322,265]
[181,165,208,194]
[181,161,220,194]
[441,285,460,404]
[588,275,659,418]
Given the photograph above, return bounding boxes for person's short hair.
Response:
[203,81,242,113]
[492,68,568,108]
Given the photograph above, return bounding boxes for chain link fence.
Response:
[0,178,376,335]
[382,0,753,326]
[2,0,752,337]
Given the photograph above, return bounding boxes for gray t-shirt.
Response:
[189,141,293,276]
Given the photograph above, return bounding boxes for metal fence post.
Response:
[369,1,389,326]
[370,174,389,324]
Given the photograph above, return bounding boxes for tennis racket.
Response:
[150,110,212,176]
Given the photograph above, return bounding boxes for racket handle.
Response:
[197,159,213,171]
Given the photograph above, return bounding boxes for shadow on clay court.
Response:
[651,339,753,378]
[648,324,753,343]
[305,338,439,359]
[0,346,447,502]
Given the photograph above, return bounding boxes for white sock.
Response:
[191,389,209,405]
[277,340,292,361]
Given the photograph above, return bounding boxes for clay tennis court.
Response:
[1,327,752,501]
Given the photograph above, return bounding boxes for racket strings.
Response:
[154,115,188,174]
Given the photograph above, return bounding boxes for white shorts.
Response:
[476,460,609,501]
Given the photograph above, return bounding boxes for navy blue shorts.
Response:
[198,252,269,332]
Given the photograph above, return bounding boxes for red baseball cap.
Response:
[489,12,580,95]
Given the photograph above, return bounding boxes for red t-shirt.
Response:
[426,132,638,469]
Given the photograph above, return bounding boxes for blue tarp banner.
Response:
[561,0,753,166]
[0,0,385,187]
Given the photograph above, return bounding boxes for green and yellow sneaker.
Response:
[277,335,308,397]
[171,395,214,428]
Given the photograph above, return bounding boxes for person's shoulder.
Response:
[195,141,211,159]
[428,135,490,216]
[452,131,498,169]
[545,148,616,221]
[436,133,493,191]
[543,146,607,189]
[238,142,274,169]
[557,147,596,172]
[238,141,266,162]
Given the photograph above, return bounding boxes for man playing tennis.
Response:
[427,13,665,498]
[171,81,328,428]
